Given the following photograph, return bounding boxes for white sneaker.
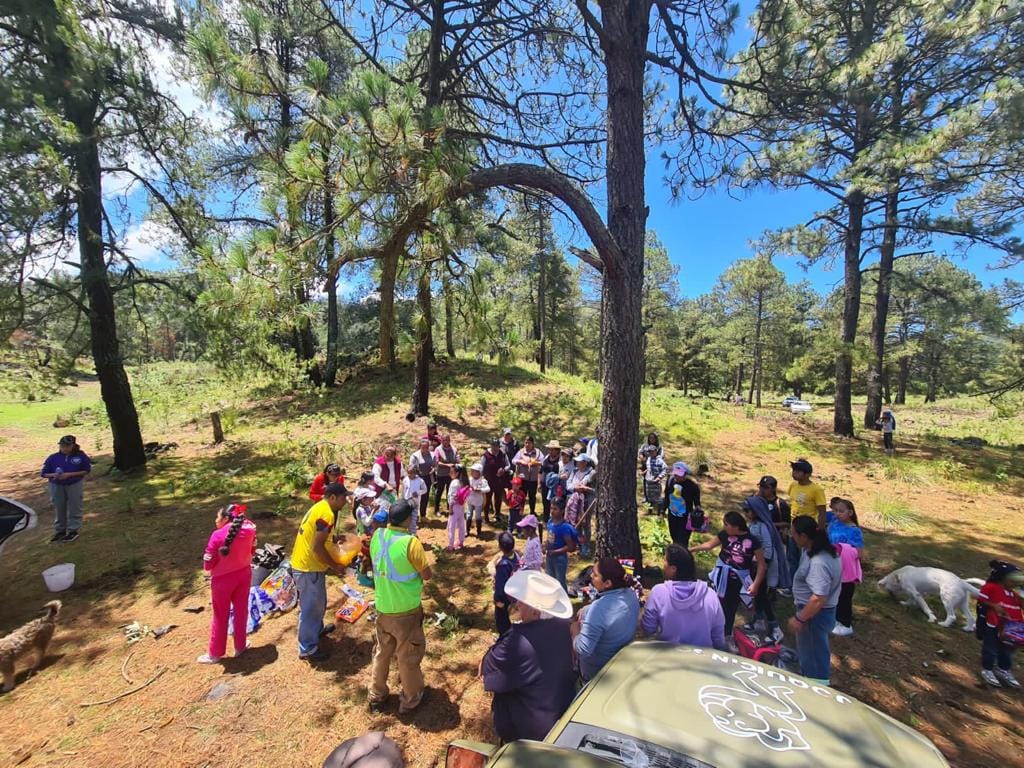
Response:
[196,653,222,664]
[995,668,1021,689]
[771,626,785,643]
[981,669,1002,687]
[832,624,854,637]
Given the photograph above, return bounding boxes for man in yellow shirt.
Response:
[786,458,827,527]
[368,498,433,714]
[291,483,353,662]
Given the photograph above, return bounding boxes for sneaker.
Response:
[301,648,330,663]
[320,623,336,637]
[832,624,854,637]
[368,699,387,714]
[980,669,1002,687]
[62,530,80,543]
[50,531,67,543]
[233,647,247,658]
[741,622,759,634]
[196,653,222,664]
[725,638,739,654]
[771,625,785,643]
[995,668,1021,689]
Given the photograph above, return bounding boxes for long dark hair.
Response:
[218,504,247,556]
[664,544,695,581]
[596,557,629,590]
[723,510,749,532]
[792,515,836,558]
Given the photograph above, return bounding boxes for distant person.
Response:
[664,461,702,547]
[481,440,510,524]
[826,498,864,637]
[566,453,596,557]
[369,499,433,714]
[41,434,92,543]
[876,410,896,455]
[309,463,344,502]
[422,420,442,450]
[786,458,827,527]
[572,558,640,682]
[788,516,843,686]
[198,503,257,664]
[400,464,427,535]
[637,431,664,463]
[642,544,726,650]
[977,560,1024,689]
[432,434,459,515]
[493,532,520,633]
[539,441,563,523]
[512,436,542,516]
[407,438,434,520]
[445,465,468,551]
[481,570,576,743]
[641,445,668,514]
[373,446,403,496]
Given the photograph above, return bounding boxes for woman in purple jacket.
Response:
[41,435,92,542]
[642,544,726,650]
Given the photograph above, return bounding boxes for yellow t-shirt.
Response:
[787,481,826,519]
[291,499,336,572]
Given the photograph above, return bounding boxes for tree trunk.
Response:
[864,187,898,427]
[443,270,455,357]
[896,355,909,404]
[537,207,547,373]
[210,411,225,444]
[749,289,764,407]
[593,0,649,566]
[411,263,432,415]
[833,191,866,437]
[378,247,400,369]
[925,353,939,403]
[73,102,147,470]
[323,153,340,387]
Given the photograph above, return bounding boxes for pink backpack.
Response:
[733,626,781,666]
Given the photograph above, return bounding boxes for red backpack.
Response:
[733,626,781,666]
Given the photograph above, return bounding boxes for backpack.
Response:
[733,626,781,666]
[454,483,472,506]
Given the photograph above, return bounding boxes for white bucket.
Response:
[43,563,75,592]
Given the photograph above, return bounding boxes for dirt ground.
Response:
[1,377,1023,768]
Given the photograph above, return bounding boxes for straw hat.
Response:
[504,570,573,619]
[545,440,562,450]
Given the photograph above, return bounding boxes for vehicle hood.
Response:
[554,642,948,768]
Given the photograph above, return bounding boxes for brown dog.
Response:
[0,600,61,692]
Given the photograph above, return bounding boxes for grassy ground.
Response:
[1,360,1023,768]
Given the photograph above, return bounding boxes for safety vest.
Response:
[370,527,423,614]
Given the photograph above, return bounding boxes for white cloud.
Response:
[121,219,178,267]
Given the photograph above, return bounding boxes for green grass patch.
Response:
[869,493,922,532]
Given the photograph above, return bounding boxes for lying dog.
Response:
[878,566,982,631]
[0,600,61,692]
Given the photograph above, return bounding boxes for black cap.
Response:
[758,475,778,487]
[388,499,414,526]
[790,459,813,474]
[323,482,349,498]
[59,434,77,445]
[325,463,342,474]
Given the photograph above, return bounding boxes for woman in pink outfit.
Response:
[199,503,257,663]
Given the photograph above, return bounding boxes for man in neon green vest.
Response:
[368,498,433,713]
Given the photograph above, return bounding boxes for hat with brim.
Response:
[516,514,539,529]
[672,461,690,478]
[575,453,593,465]
[790,459,813,473]
[470,462,483,472]
[545,440,562,450]
[504,570,573,619]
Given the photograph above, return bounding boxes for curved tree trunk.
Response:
[378,247,399,369]
[411,263,433,415]
[323,153,340,387]
[864,187,898,427]
[834,191,866,437]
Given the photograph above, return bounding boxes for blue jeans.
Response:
[795,605,836,683]
[786,537,801,579]
[545,552,569,592]
[293,570,327,657]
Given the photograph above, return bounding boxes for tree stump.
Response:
[210,412,224,444]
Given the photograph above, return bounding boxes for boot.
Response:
[476,519,483,537]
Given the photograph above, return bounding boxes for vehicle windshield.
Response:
[553,722,716,768]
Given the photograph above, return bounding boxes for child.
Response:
[516,514,542,570]
[401,464,428,535]
[309,463,344,502]
[690,510,766,639]
[641,445,668,514]
[505,476,526,534]
[447,464,469,551]
[466,462,490,538]
[199,503,257,664]
[876,409,896,455]
[826,498,864,636]
[493,531,520,634]
[352,471,378,534]
[741,501,781,639]
[544,498,578,592]
[978,560,1024,688]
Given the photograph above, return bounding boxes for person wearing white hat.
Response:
[481,570,576,743]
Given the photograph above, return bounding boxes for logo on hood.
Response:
[699,669,810,752]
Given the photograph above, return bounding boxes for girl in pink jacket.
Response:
[198,503,257,664]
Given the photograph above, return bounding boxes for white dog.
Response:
[877,566,983,631]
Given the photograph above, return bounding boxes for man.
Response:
[481,439,510,523]
[539,441,562,524]
[786,459,827,527]
[431,433,459,515]
[498,427,519,465]
[290,483,357,662]
[368,499,433,714]
[512,436,542,516]
[373,445,403,495]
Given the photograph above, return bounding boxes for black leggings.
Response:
[721,576,742,635]
[419,479,432,519]
[521,480,538,516]
[433,476,452,513]
[754,585,776,623]
[668,514,692,547]
[836,582,856,627]
[883,432,894,451]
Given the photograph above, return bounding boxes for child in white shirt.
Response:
[402,464,428,535]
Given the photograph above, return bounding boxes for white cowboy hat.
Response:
[504,570,573,619]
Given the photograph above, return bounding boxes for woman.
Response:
[372,445,403,496]
[481,439,510,524]
[642,545,726,649]
[481,570,577,743]
[431,433,459,515]
[512,436,542,517]
[309,463,343,502]
[571,557,640,682]
[407,437,435,520]
[788,516,843,685]
[41,434,92,542]
[640,445,668,514]
[637,431,664,464]
[566,454,596,557]
[539,441,562,523]
[664,461,701,547]
[422,419,442,450]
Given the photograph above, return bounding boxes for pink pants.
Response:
[209,566,250,658]
[447,508,466,548]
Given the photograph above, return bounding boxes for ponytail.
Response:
[792,515,836,558]
[218,504,248,556]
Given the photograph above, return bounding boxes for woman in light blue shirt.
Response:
[571,557,640,681]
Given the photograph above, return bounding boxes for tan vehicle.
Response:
[448,642,949,768]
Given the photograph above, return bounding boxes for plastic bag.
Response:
[259,565,298,612]
[229,586,277,635]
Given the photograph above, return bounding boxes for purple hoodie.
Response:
[642,580,727,650]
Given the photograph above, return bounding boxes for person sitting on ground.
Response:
[493,532,520,634]
[786,458,827,527]
[977,560,1023,689]
[517,514,542,571]
[309,463,344,502]
[571,557,641,682]
[642,544,725,650]
[481,570,576,743]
